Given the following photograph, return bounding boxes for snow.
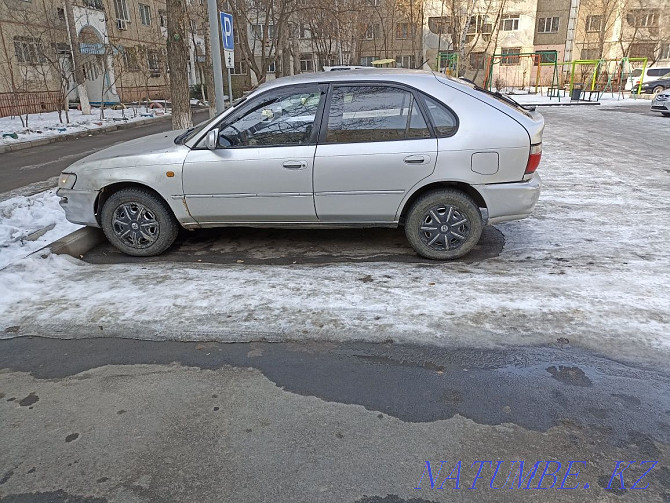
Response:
[506,91,652,106]
[0,104,669,366]
[0,107,170,146]
[0,190,81,269]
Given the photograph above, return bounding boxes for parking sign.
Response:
[220,12,234,69]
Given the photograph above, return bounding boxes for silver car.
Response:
[58,70,543,260]
[651,90,670,117]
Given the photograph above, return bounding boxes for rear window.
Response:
[631,69,643,77]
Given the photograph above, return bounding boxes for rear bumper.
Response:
[475,174,541,225]
[57,188,100,227]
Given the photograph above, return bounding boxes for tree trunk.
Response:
[63,0,91,115]
[166,0,193,130]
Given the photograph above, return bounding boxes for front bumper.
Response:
[651,97,670,112]
[57,188,100,227]
[475,174,541,225]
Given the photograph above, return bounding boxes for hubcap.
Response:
[419,204,471,251]
[111,202,159,249]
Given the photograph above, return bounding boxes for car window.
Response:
[420,95,458,138]
[631,69,643,77]
[325,85,430,143]
[217,89,323,147]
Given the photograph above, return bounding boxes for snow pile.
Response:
[0,107,171,146]
[0,190,81,269]
[508,92,651,106]
[0,104,668,365]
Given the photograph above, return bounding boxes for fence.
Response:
[0,91,62,118]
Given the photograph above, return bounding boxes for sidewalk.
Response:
[0,112,173,154]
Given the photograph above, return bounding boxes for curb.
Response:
[47,227,106,259]
[0,114,172,154]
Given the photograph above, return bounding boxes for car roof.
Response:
[254,69,441,92]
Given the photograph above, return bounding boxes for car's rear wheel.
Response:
[652,86,665,95]
[404,190,483,260]
[101,188,179,257]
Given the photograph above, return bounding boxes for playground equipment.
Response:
[484,51,560,97]
[436,51,459,76]
[566,57,648,99]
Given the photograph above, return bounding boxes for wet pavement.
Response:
[83,226,505,266]
[1,337,668,502]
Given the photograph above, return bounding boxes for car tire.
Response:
[653,86,665,95]
[101,187,179,257]
[404,189,483,260]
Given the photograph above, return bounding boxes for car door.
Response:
[182,84,327,224]
[313,84,437,222]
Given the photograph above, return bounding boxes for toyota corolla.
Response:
[58,69,543,260]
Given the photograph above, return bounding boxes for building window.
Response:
[628,42,656,60]
[114,0,130,21]
[231,61,247,75]
[469,51,486,69]
[300,54,314,72]
[298,23,311,39]
[468,15,492,34]
[365,0,380,6]
[363,24,381,40]
[586,15,602,32]
[147,50,162,74]
[139,4,151,26]
[500,14,519,31]
[533,50,558,65]
[661,43,670,60]
[428,16,452,35]
[56,7,66,24]
[501,47,521,65]
[83,0,104,9]
[580,48,599,60]
[537,17,559,33]
[159,10,167,28]
[627,9,659,28]
[268,60,278,73]
[252,24,276,40]
[360,55,375,66]
[122,46,140,71]
[395,54,415,68]
[13,36,43,64]
[395,23,411,40]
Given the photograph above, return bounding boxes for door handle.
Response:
[282,160,308,170]
[404,155,430,165]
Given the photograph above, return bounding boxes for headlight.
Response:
[58,173,77,189]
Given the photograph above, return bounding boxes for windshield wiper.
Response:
[174,127,194,145]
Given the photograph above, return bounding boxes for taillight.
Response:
[525,143,542,174]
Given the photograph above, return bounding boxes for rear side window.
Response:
[648,68,670,77]
[325,85,430,143]
[420,95,458,137]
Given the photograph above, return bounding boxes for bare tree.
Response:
[166,0,192,129]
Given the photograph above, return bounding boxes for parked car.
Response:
[57,70,543,260]
[627,67,670,92]
[651,90,670,117]
[638,75,670,95]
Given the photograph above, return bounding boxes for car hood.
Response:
[65,129,191,173]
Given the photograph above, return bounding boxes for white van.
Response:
[626,67,670,91]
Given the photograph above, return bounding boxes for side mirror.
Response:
[205,128,219,150]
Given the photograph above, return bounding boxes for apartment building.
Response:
[0,0,204,117]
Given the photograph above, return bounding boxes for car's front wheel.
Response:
[652,86,665,95]
[404,189,483,260]
[101,188,179,256]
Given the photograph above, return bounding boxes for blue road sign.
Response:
[220,12,234,51]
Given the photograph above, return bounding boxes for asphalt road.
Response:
[0,337,668,502]
[0,110,210,195]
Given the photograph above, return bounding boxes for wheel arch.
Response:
[94,181,177,226]
[398,181,487,225]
